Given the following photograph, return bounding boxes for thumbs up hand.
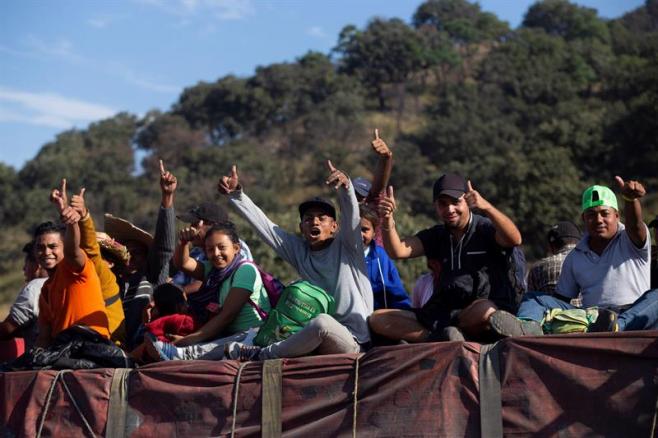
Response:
[371,129,392,157]
[70,187,88,218]
[463,180,492,211]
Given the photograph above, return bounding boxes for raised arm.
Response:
[378,186,425,259]
[367,129,393,200]
[615,176,648,248]
[173,227,205,281]
[464,180,522,248]
[220,165,304,263]
[71,188,101,262]
[325,160,362,250]
[147,159,178,285]
[51,179,85,271]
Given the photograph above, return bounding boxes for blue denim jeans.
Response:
[517,289,658,331]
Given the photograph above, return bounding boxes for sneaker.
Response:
[441,326,466,342]
[489,310,544,337]
[225,342,262,361]
[427,326,466,342]
[144,333,182,361]
[587,308,619,332]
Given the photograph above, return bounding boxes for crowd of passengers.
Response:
[1,130,657,368]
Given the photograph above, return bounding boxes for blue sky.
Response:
[0,0,645,170]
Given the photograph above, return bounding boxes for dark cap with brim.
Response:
[177,202,229,224]
[298,197,336,220]
[352,177,372,198]
[547,221,582,244]
[433,173,467,200]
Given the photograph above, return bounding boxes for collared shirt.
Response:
[527,244,576,294]
[557,223,651,307]
[528,244,582,306]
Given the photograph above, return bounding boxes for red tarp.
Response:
[1,331,657,437]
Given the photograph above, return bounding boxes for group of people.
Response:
[1,130,657,369]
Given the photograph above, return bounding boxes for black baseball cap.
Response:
[298,197,336,220]
[433,173,467,201]
[547,221,582,244]
[177,203,229,224]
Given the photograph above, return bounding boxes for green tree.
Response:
[335,18,425,110]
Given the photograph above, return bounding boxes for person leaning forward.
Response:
[368,173,526,343]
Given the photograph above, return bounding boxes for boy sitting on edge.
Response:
[217,160,374,360]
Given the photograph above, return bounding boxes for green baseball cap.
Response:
[581,185,618,212]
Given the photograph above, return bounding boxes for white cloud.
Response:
[87,18,109,29]
[307,26,328,39]
[24,35,80,61]
[137,0,254,20]
[0,87,115,129]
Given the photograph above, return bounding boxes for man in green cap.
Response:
[491,176,656,335]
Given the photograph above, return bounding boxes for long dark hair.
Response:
[204,222,240,245]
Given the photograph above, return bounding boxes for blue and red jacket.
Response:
[364,242,411,310]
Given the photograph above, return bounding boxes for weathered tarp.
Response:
[1,331,657,437]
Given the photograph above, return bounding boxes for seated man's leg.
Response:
[617,289,658,331]
[488,292,561,337]
[517,291,574,321]
[368,309,429,343]
[457,299,497,338]
[260,314,360,359]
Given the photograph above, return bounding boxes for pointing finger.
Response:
[374,129,379,140]
[326,160,336,173]
[159,159,166,175]
[466,180,473,192]
[79,187,86,198]
[61,178,67,195]
[387,185,394,199]
[231,164,238,178]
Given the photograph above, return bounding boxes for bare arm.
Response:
[368,129,393,199]
[173,288,251,346]
[50,179,85,271]
[616,176,648,248]
[62,212,86,272]
[378,186,426,259]
[464,181,522,248]
[173,229,204,281]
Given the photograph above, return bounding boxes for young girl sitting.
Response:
[146,222,271,361]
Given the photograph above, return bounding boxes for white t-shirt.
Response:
[557,223,651,307]
[9,277,47,350]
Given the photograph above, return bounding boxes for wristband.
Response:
[622,195,637,202]
[382,220,396,231]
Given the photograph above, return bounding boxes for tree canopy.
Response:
[1,0,656,303]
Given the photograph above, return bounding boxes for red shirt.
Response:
[145,314,198,342]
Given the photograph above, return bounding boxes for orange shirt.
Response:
[38,254,110,340]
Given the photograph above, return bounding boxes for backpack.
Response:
[232,261,284,320]
[542,308,599,334]
[254,280,336,347]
